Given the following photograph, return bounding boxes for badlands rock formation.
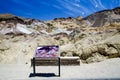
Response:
[0,7,120,64]
[78,7,120,27]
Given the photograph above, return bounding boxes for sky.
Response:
[0,0,120,20]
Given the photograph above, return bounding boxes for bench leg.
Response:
[33,58,36,75]
[58,57,60,76]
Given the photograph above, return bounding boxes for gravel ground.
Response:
[0,58,120,80]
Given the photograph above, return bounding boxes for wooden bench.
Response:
[31,57,80,66]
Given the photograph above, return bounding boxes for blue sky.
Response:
[0,0,120,20]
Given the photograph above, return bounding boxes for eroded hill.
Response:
[0,7,120,64]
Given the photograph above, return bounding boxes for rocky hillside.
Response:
[78,7,120,27]
[0,13,42,25]
[0,7,120,64]
[0,14,49,35]
[45,16,82,32]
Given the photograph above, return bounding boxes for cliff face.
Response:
[78,7,120,27]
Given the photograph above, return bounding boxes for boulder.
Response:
[81,48,92,60]
[86,53,107,63]
[106,47,118,54]
[97,44,108,56]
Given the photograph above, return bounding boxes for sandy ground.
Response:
[0,58,120,80]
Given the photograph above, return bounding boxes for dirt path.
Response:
[0,58,120,80]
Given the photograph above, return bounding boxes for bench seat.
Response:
[31,57,80,66]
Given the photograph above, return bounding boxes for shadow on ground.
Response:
[29,73,60,77]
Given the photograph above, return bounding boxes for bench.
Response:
[31,57,80,66]
[31,57,80,76]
